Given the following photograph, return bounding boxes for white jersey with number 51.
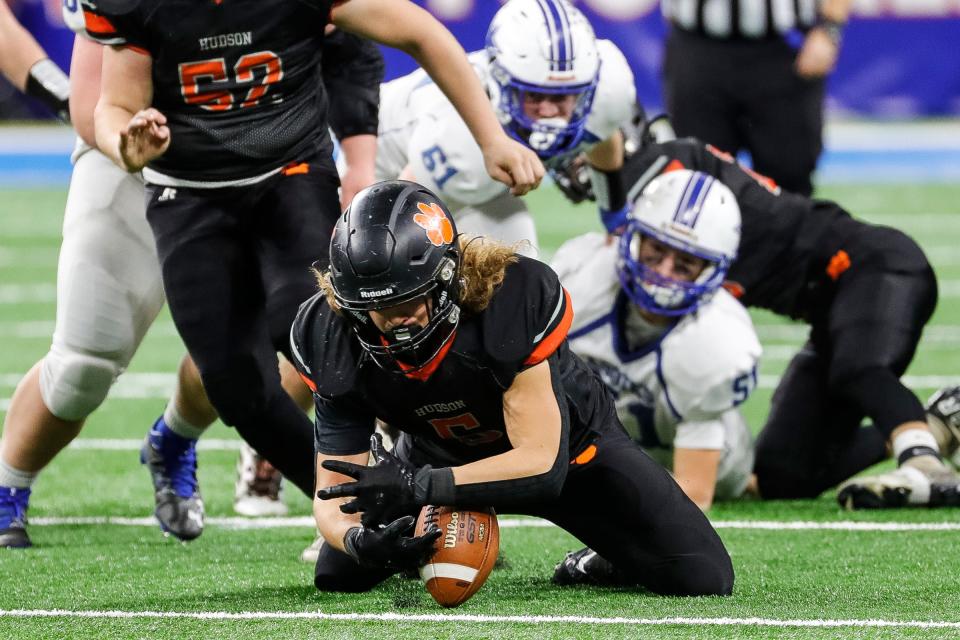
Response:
[552,232,762,499]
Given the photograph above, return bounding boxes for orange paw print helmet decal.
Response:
[413,202,455,247]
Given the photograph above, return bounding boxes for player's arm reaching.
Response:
[315,447,445,569]
[94,46,167,172]
[451,359,565,493]
[317,273,575,523]
[310,401,442,569]
[0,0,70,121]
[313,449,365,552]
[664,319,761,511]
[331,0,544,196]
[317,358,568,528]
[674,444,723,511]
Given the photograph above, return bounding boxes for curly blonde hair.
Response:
[457,235,520,313]
[314,235,521,315]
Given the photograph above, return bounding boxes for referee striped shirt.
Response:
[663,0,820,39]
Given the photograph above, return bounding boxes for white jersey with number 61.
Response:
[376,42,635,251]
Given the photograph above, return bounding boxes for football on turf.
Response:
[415,505,499,608]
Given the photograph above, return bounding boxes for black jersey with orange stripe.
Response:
[289,255,616,464]
[82,0,337,183]
[621,138,854,319]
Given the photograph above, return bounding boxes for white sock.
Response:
[163,403,209,440]
[0,457,37,489]
[893,428,940,460]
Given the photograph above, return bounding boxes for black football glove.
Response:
[318,433,423,526]
[343,515,441,570]
[549,154,595,204]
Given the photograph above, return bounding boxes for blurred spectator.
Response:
[662,0,853,196]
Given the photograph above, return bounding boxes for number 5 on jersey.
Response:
[179,51,283,112]
[732,364,759,406]
[428,413,502,446]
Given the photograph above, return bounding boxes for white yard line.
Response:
[754,324,960,342]
[0,609,957,629]
[0,246,60,268]
[66,439,242,451]
[3,373,955,410]
[5,280,960,305]
[5,321,960,344]
[755,374,959,389]
[0,283,56,304]
[25,516,960,532]
[0,320,180,338]
[857,214,960,231]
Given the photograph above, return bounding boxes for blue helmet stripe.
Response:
[535,0,573,72]
[533,0,559,71]
[672,172,714,228]
[551,0,574,72]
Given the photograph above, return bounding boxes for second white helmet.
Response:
[618,169,742,316]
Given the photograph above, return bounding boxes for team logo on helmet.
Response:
[414,202,455,247]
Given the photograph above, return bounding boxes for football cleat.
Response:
[926,386,960,465]
[0,486,31,549]
[552,547,624,586]
[140,418,204,541]
[300,531,324,564]
[837,462,960,509]
[234,443,287,517]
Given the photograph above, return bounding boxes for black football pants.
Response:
[314,428,734,597]
[754,225,938,498]
[664,28,824,196]
[145,162,340,497]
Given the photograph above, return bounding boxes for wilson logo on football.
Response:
[414,202,454,247]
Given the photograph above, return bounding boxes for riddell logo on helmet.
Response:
[414,202,455,247]
[667,222,696,238]
[360,287,395,299]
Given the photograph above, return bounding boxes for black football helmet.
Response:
[329,180,461,373]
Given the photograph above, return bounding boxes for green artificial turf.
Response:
[2,181,960,638]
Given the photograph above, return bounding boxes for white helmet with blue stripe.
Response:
[485,0,601,158]
[618,169,741,316]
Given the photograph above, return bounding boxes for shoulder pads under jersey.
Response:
[660,291,762,420]
[290,293,361,399]
[551,232,620,332]
[584,40,636,144]
[482,256,573,371]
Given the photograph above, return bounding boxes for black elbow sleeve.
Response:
[327,82,380,139]
[322,31,384,140]
[420,443,568,512]
[589,165,627,213]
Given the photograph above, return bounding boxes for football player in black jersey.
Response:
[83,0,544,503]
[561,115,960,510]
[291,180,733,596]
